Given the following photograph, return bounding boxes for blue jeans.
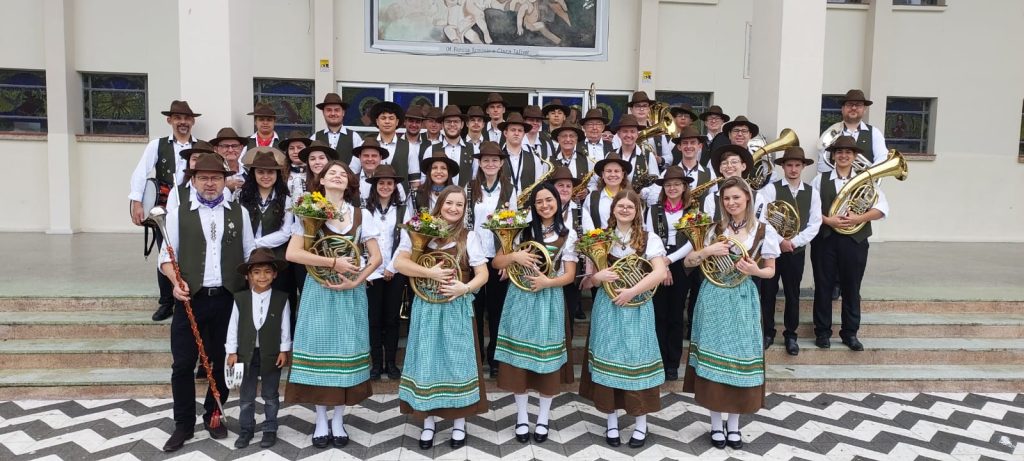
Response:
[238,348,282,433]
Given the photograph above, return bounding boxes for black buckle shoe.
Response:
[726,430,743,449]
[515,423,530,443]
[449,428,466,449]
[332,432,350,448]
[311,432,331,449]
[665,368,678,381]
[785,337,800,356]
[709,430,726,449]
[605,428,621,447]
[841,335,864,351]
[419,428,435,450]
[628,429,646,448]
[234,431,253,448]
[152,304,173,322]
[763,335,774,350]
[259,431,277,448]
[814,336,831,349]
[385,362,402,380]
[533,423,548,443]
[162,427,193,452]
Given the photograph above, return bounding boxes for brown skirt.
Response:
[682,364,764,414]
[577,333,661,416]
[399,315,489,421]
[497,297,575,395]
[284,380,373,406]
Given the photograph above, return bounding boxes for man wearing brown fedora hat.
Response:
[158,152,256,452]
[627,91,666,166]
[427,105,476,187]
[499,112,546,192]
[354,138,407,205]
[246,102,281,150]
[580,108,618,159]
[699,105,730,156]
[758,146,821,356]
[810,135,889,352]
[645,126,714,206]
[464,105,488,153]
[361,101,419,191]
[312,92,363,164]
[551,123,596,195]
[129,100,201,321]
[483,93,507,143]
[666,104,698,165]
[542,98,570,133]
[816,89,888,174]
[402,105,428,179]
[210,127,251,194]
[419,106,444,153]
[722,115,760,153]
[522,105,554,160]
[612,114,661,184]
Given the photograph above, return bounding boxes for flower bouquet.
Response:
[400,208,453,261]
[291,191,339,249]
[576,228,617,271]
[483,207,529,256]
[675,210,714,258]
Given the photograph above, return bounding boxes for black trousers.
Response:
[562,280,581,343]
[653,259,689,370]
[170,288,232,428]
[684,266,704,339]
[761,250,806,339]
[154,229,174,308]
[811,233,869,339]
[366,273,407,366]
[473,260,508,369]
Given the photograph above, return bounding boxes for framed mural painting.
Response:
[368,0,609,61]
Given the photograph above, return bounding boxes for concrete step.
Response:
[0,311,169,339]
[0,339,172,369]
[3,364,1021,399]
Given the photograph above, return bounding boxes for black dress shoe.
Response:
[574,308,586,320]
[515,423,530,443]
[709,430,726,449]
[259,431,277,448]
[533,424,548,443]
[204,419,227,439]
[785,337,800,356]
[841,335,864,351]
[385,362,402,380]
[311,433,331,449]
[763,336,774,350]
[628,430,646,448]
[605,428,621,447]
[162,427,193,452]
[449,428,466,448]
[152,304,173,321]
[726,430,743,449]
[814,336,831,349]
[369,363,382,380]
[234,431,253,448]
[332,433,350,448]
[418,428,435,450]
[665,368,678,381]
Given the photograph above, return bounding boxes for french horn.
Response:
[829,149,908,235]
[407,230,464,303]
[298,216,361,285]
[678,222,751,288]
[578,235,657,307]
[492,226,554,292]
[765,200,800,240]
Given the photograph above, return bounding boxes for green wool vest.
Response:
[819,171,872,243]
[245,133,278,150]
[315,130,355,165]
[156,137,177,186]
[772,180,813,252]
[245,199,287,259]
[502,148,538,191]
[234,289,289,369]
[178,203,246,295]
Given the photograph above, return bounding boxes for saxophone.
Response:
[516,156,555,210]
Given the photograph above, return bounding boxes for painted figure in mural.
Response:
[515,0,562,45]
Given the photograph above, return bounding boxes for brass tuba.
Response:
[748,128,800,190]
[678,222,751,288]
[633,102,677,193]
[829,149,908,235]
[765,200,801,240]
[298,215,361,285]
[492,226,554,291]
[578,236,657,307]
[407,230,464,303]
[516,156,555,210]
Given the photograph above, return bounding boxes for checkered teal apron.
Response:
[688,278,765,387]
[289,274,371,388]
[494,283,567,374]
[587,289,664,391]
[399,294,481,411]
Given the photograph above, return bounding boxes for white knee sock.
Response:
[536,396,553,435]
[606,412,619,438]
[332,405,347,437]
[633,414,647,440]
[452,418,466,440]
[420,416,436,441]
[313,405,329,437]
[727,413,740,439]
[709,411,724,441]
[514,393,530,434]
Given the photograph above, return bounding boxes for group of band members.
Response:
[129,87,891,452]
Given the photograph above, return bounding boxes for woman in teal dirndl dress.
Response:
[284,160,382,449]
[683,176,780,450]
[393,185,491,450]
[491,183,578,444]
[578,190,668,449]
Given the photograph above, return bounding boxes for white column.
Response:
[746,0,827,149]
[862,1,889,126]
[313,0,335,132]
[177,0,253,140]
[43,0,80,234]
[636,0,659,92]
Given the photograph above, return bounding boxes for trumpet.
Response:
[829,150,908,235]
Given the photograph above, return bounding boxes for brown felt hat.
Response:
[352,137,390,160]
[473,141,507,160]
[627,91,654,107]
[545,165,582,187]
[615,114,643,130]
[699,105,730,122]
[774,146,814,166]
[209,127,248,146]
[247,102,279,118]
[315,92,349,110]
[669,103,698,120]
[178,141,215,160]
[522,105,544,120]
[465,105,486,119]
[242,147,288,170]
[542,99,570,116]
[825,135,863,154]
[551,123,584,140]
[580,108,609,125]
[188,152,232,176]
[484,92,507,107]
[840,89,873,106]
[298,140,339,164]
[404,104,428,120]
[426,106,443,121]
[364,164,404,184]
[594,152,633,176]
[236,247,287,274]
[440,104,467,121]
[655,165,695,186]
[672,126,705,144]
[498,112,530,131]
[369,101,404,126]
[419,149,461,176]
[277,130,312,151]
[161,100,201,117]
[710,144,755,178]
[722,115,760,138]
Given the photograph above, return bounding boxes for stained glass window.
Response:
[82,73,148,136]
[894,0,943,5]
[885,97,932,154]
[655,91,712,131]
[253,78,314,135]
[1019,101,1023,157]
[0,69,47,133]
[821,94,845,134]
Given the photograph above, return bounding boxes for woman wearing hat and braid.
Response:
[365,164,409,381]
[238,148,295,301]
[407,149,458,218]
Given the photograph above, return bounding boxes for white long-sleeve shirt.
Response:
[759,179,822,249]
[128,135,197,201]
[160,189,256,288]
[225,289,292,353]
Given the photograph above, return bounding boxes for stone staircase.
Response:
[1,297,1023,399]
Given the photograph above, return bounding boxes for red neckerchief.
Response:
[664,199,684,213]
